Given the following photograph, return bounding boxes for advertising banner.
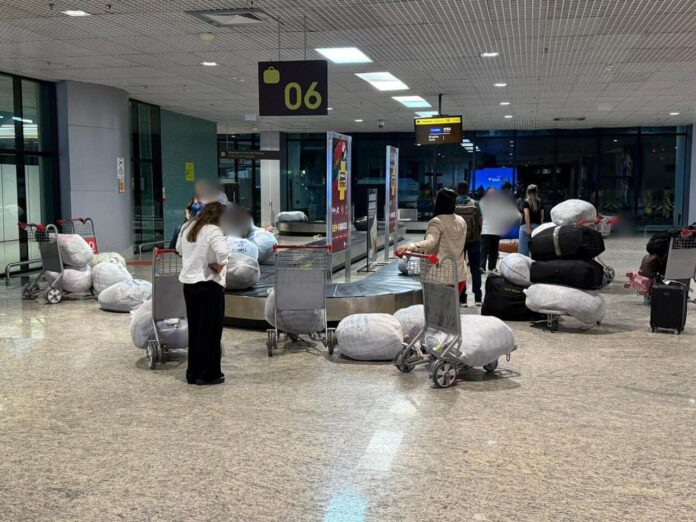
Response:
[384,146,399,260]
[326,132,352,260]
[367,189,378,264]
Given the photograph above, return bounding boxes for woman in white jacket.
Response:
[479,188,521,272]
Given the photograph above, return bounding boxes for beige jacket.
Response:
[414,214,470,282]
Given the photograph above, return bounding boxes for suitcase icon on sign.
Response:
[263,66,280,84]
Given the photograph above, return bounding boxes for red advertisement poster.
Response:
[386,146,399,235]
[327,132,351,254]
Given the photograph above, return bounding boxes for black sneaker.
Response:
[195,376,225,386]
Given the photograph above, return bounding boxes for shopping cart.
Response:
[19,223,66,303]
[665,228,696,295]
[147,248,187,369]
[578,216,618,285]
[393,253,508,388]
[56,217,98,255]
[266,244,335,357]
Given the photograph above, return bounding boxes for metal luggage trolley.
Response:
[578,216,618,285]
[147,248,187,369]
[664,228,696,296]
[19,223,68,304]
[393,253,504,389]
[266,244,335,357]
[56,217,98,254]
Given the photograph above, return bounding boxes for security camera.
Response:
[378,119,385,129]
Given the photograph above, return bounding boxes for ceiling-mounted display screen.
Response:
[414,116,463,145]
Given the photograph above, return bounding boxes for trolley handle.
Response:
[396,251,440,265]
[272,244,333,252]
[680,228,696,238]
[17,222,46,231]
[56,217,89,225]
[154,247,178,259]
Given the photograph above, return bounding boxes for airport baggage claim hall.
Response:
[1,1,696,521]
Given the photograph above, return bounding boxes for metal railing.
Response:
[137,240,168,260]
[4,258,43,286]
[643,224,673,238]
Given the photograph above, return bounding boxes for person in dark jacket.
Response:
[455,181,482,306]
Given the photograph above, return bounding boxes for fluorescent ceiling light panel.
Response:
[201,61,218,66]
[316,47,372,64]
[355,72,408,91]
[504,115,513,119]
[393,96,431,108]
[500,101,510,106]
[415,111,439,117]
[62,10,90,16]
[480,52,499,57]
[669,112,680,115]
[354,119,364,123]
[494,82,507,87]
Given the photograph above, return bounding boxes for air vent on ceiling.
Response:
[553,117,586,122]
[187,8,275,27]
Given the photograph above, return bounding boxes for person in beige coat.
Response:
[397,188,470,299]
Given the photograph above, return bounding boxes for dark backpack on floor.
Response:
[529,225,605,261]
[530,259,606,290]
[481,275,544,321]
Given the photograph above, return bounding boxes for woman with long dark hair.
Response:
[176,202,229,385]
[518,184,544,257]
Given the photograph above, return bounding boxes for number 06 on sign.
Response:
[258,60,328,116]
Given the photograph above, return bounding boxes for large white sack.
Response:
[500,253,533,287]
[92,262,133,294]
[276,211,308,223]
[524,284,606,325]
[550,199,597,226]
[226,237,259,261]
[455,315,516,367]
[336,313,403,361]
[398,256,421,276]
[99,279,152,313]
[394,305,425,341]
[46,266,92,293]
[226,256,260,290]
[264,288,325,334]
[90,251,126,268]
[57,234,94,267]
[129,300,188,349]
[531,222,556,238]
[250,230,278,264]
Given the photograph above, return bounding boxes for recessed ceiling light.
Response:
[354,119,364,123]
[480,52,499,58]
[392,96,431,108]
[62,10,90,17]
[669,112,680,116]
[355,72,408,91]
[494,83,507,87]
[201,61,218,66]
[316,47,372,64]
[415,111,439,117]
[500,102,510,106]
[327,107,333,111]
[613,139,618,143]
[504,115,513,119]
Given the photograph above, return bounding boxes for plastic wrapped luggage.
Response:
[624,272,652,296]
[92,261,133,294]
[130,300,188,349]
[531,222,556,238]
[394,305,424,341]
[57,233,94,267]
[276,211,308,223]
[335,313,403,361]
[481,275,543,321]
[90,251,126,268]
[529,225,605,261]
[638,254,665,278]
[98,279,152,312]
[250,230,278,264]
[226,256,260,290]
[227,237,259,261]
[45,266,92,293]
[550,199,597,226]
[500,253,533,287]
[264,288,325,335]
[524,284,606,325]
[529,259,605,290]
[457,315,516,368]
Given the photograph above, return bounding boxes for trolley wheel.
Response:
[157,344,166,364]
[483,359,498,373]
[289,334,299,343]
[22,282,39,300]
[146,341,158,370]
[266,329,277,357]
[396,345,419,373]
[326,328,336,355]
[46,287,62,304]
[431,360,458,389]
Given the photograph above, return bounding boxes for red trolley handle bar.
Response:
[154,247,178,259]
[395,251,440,265]
[56,217,89,225]
[18,222,46,231]
[680,229,696,238]
[272,244,333,252]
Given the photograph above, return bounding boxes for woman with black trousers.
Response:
[176,202,229,385]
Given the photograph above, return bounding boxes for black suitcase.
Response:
[530,259,606,290]
[529,225,605,261]
[481,275,544,321]
[650,277,688,334]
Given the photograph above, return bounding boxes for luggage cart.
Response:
[147,248,187,369]
[266,244,335,357]
[19,223,66,304]
[56,217,99,254]
[665,228,696,301]
[393,253,511,389]
[578,216,618,285]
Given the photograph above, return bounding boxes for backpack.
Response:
[455,201,482,242]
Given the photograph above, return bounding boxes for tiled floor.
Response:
[0,236,695,521]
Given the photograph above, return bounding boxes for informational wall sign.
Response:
[220,149,281,161]
[258,60,328,116]
[185,162,195,182]
[116,156,125,193]
[367,189,378,264]
[414,116,463,145]
[384,146,399,260]
[326,132,352,276]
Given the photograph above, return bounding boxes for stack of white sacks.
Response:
[46,234,95,294]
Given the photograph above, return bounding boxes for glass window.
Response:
[217,133,261,223]
[598,135,639,216]
[21,79,54,153]
[284,134,326,221]
[0,74,15,150]
[639,135,677,225]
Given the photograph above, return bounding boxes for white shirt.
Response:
[176,222,229,287]
[480,194,522,236]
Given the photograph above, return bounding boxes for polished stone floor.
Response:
[1,236,695,521]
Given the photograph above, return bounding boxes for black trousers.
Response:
[183,281,224,383]
[480,234,501,271]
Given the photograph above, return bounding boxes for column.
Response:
[260,131,281,227]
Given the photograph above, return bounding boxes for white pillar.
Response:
[260,131,281,227]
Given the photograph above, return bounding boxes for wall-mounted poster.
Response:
[384,146,399,259]
[326,132,352,259]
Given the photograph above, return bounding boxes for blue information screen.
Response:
[473,167,517,191]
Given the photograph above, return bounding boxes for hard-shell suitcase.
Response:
[530,259,605,290]
[529,225,605,261]
[650,277,688,334]
[481,275,544,321]
[638,254,665,278]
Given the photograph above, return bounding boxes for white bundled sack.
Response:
[455,315,516,367]
[92,262,133,294]
[336,313,403,361]
[550,199,597,226]
[226,256,260,290]
[98,279,152,313]
[129,300,188,350]
[57,234,94,267]
[500,253,533,287]
[524,284,606,325]
[531,222,556,238]
[90,251,126,268]
[276,211,308,223]
[46,266,92,293]
[250,230,278,264]
[264,288,325,334]
[227,237,259,261]
[394,305,424,341]
[398,256,421,276]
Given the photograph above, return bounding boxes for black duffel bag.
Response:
[646,229,682,257]
[481,275,544,321]
[530,259,606,290]
[354,216,368,231]
[529,225,605,261]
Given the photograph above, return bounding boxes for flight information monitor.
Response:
[414,116,463,145]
